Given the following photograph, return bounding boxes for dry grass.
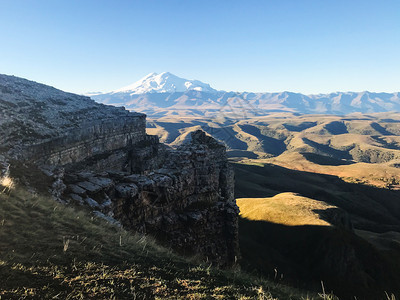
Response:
[256,152,400,190]
[234,161,400,299]
[0,186,317,299]
[237,193,336,226]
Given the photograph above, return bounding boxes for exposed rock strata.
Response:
[61,131,239,265]
[0,74,239,265]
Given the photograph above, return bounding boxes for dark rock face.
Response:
[61,130,239,265]
[0,74,239,266]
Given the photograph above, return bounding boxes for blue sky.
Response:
[0,0,399,94]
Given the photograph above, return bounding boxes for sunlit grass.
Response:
[0,186,321,299]
[0,175,14,193]
[237,193,335,226]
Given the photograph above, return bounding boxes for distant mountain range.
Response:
[91,72,400,117]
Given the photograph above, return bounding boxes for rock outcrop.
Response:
[61,131,239,264]
[0,74,239,265]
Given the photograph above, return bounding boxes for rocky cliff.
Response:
[0,74,239,265]
[61,131,239,264]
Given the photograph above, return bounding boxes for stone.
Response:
[107,171,128,180]
[77,181,102,193]
[85,197,100,209]
[149,173,173,187]
[88,177,113,189]
[68,184,86,195]
[115,183,139,198]
[124,175,155,189]
[100,195,112,209]
[93,211,122,228]
[75,172,94,180]
[69,193,83,204]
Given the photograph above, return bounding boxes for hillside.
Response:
[235,162,400,299]
[147,113,400,188]
[144,113,400,298]
[237,193,337,227]
[0,185,317,299]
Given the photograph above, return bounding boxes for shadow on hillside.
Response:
[283,121,317,132]
[234,163,400,232]
[302,138,353,160]
[370,122,393,135]
[324,121,349,135]
[234,162,400,299]
[239,217,400,300]
[301,153,355,166]
[237,124,287,155]
[227,150,258,159]
[371,135,400,150]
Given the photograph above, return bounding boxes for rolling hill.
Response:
[235,162,400,299]
[148,113,400,184]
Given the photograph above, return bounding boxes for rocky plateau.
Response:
[0,74,239,265]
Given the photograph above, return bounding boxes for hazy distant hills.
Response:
[91,72,400,116]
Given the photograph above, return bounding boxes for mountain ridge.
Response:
[91,73,400,116]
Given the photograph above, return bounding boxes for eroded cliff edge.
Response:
[0,74,239,266]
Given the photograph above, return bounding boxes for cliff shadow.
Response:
[234,162,400,232]
[301,153,355,166]
[234,162,400,299]
[239,217,400,300]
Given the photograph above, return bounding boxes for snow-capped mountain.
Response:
[110,72,217,95]
[90,73,400,117]
[91,72,221,111]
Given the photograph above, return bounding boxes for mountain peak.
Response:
[111,72,217,94]
[143,72,158,78]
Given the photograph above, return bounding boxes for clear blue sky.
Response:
[1,0,399,94]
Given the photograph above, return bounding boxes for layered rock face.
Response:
[0,75,143,152]
[62,131,239,265]
[0,74,239,265]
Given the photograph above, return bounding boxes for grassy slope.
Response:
[259,152,400,190]
[234,162,400,300]
[234,162,400,232]
[237,193,335,227]
[0,187,316,300]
